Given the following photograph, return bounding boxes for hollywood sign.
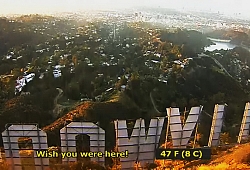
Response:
[1,103,250,170]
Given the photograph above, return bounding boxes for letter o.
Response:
[66,152,72,158]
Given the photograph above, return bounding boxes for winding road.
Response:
[198,53,234,79]
[150,90,161,114]
[54,88,63,106]
[53,88,64,117]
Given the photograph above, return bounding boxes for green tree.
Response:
[67,82,80,100]
[115,75,127,90]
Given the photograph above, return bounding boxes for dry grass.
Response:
[42,101,94,132]
[195,143,250,170]
[197,163,250,170]
[209,143,250,165]
[0,160,10,170]
[154,160,188,170]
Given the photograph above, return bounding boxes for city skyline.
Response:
[0,0,249,18]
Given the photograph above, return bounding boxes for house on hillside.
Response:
[120,85,126,92]
[25,73,35,82]
[39,73,44,79]
[53,69,62,78]
[15,73,35,95]
[95,95,102,101]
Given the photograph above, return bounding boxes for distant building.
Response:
[106,88,113,92]
[53,69,62,78]
[120,85,126,91]
[15,73,35,95]
[95,95,102,101]
[39,73,44,79]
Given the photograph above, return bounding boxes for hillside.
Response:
[43,91,142,131]
[197,143,250,169]
[0,15,249,147]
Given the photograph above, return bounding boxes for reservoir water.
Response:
[205,39,237,51]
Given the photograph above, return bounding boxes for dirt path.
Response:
[53,88,64,117]
[54,88,63,106]
[150,90,161,114]
[198,53,234,79]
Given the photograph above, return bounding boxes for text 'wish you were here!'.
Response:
[36,150,129,159]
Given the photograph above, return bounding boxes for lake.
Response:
[204,39,237,51]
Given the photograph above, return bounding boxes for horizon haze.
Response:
[0,0,249,19]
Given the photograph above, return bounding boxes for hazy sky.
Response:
[0,0,249,17]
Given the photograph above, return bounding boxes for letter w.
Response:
[166,106,203,148]
[115,117,165,169]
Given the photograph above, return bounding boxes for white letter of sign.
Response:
[115,117,165,169]
[60,122,105,165]
[208,104,226,147]
[166,106,203,148]
[2,124,49,170]
[238,102,250,144]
